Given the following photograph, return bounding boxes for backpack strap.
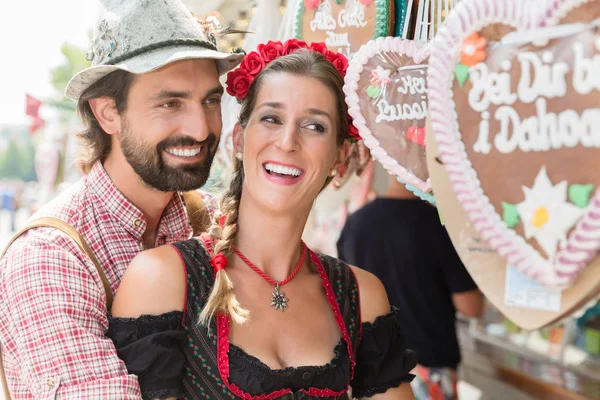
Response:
[0,216,113,309]
[0,216,113,399]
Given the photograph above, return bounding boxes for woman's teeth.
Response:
[264,163,302,177]
[166,147,202,157]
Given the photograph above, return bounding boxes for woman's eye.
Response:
[261,116,280,124]
[305,123,326,133]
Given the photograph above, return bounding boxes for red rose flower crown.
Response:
[226,39,361,142]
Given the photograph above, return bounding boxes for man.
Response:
[0,0,243,398]
[337,175,484,400]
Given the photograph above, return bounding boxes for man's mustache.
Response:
[157,134,218,151]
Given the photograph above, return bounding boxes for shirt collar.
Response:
[87,161,193,243]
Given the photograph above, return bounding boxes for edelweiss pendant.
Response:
[270,283,288,312]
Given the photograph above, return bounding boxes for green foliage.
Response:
[48,40,91,122]
[0,136,37,182]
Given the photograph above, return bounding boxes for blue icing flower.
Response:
[398,178,436,205]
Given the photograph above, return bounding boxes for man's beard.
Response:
[120,122,219,192]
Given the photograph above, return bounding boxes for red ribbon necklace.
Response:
[234,242,307,311]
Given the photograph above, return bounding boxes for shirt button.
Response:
[301,371,312,381]
[46,378,56,389]
[133,219,142,227]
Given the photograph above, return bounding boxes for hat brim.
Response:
[65,45,243,100]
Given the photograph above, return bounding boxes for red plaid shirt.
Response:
[0,162,216,399]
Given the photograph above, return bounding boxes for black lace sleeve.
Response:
[351,307,417,398]
[107,311,186,400]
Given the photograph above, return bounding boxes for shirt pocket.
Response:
[37,375,60,400]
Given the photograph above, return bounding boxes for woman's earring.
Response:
[235,152,243,161]
[330,169,338,177]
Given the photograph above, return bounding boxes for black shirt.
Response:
[337,198,477,369]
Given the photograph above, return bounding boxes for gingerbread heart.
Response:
[294,0,394,57]
[428,0,600,287]
[344,36,433,200]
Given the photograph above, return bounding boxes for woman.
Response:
[108,39,417,399]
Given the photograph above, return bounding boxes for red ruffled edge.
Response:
[213,246,356,399]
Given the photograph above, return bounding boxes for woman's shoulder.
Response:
[349,265,391,324]
[111,242,191,318]
[314,252,390,323]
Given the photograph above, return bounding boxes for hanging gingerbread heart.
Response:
[294,0,395,58]
[428,0,600,287]
[344,36,434,203]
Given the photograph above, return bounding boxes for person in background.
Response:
[337,175,485,400]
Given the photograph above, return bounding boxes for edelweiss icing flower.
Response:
[515,167,584,260]
[460,32,487,66]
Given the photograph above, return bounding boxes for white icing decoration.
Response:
[501,60,512,71]
[542,51,554,63]
[515,166,585,261]
[375,65,428,123]
[371,66,391,85]
[376,98,428,123]
[469,44,600,154]
[476,98,600,154]
[307,0,367,58]
[572,40,600,95]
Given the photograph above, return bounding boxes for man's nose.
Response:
[179,105,210,142]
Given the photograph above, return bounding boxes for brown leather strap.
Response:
[0,217,113,309]
[0,217,113,399]
[0,350,9,399]
[183,191,211,236]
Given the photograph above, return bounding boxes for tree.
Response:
[47,41,91,122]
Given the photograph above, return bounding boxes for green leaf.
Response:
[454,64,470,87]
[335,0,344,3]
[366,84,382,99]
[569,184,595,208]
[502,202,520,228]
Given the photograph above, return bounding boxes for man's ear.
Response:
[232,123,245,154]
[88,97,121,135]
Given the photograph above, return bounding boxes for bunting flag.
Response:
[25,94,45,134]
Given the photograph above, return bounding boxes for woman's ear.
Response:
[232,123,245,155]
[88,97,121,135]
[333,141,351,171]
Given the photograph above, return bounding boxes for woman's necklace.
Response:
[233,242,307,312]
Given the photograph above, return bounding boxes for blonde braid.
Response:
[198,159,250,326]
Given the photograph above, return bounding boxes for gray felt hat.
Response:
[65,0,244,100]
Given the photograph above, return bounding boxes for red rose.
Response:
[326,51,349,77]
[309,42,329,56]
[226,68,253,99]
[257,40,284,64]
[348,119,361,141]
[283,38,309,54]
[240,51,265,76]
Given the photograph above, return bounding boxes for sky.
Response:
[0,0,98,126]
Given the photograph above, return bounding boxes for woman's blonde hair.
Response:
[198,49,349,326]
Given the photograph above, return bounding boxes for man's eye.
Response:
[204,97,222,107]
[161,100,180,109]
